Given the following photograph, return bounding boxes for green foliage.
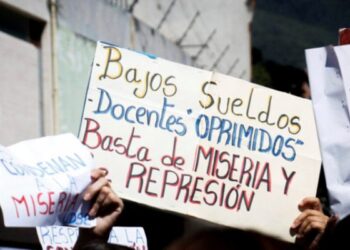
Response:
[252,0,349,68]
[252,63,272,87]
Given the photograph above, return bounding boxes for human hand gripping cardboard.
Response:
[74,168,124,249]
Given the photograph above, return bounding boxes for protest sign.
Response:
[36,226,78,249]
[0,134,94,227]
[79,41,321,241]
[108,227,147,250]
[36,226,147,250]
[306,45,350,218]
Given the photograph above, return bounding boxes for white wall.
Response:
[0,32,42,145]
[56,0,193,134]
[131,0,253,80]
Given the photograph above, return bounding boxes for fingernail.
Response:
[100,167,109,176]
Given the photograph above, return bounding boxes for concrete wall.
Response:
[0,0,53,144]
[0,1,52,246]
[56,0,193,134]
[131,0,254,80]
[0,0,253,138]
[56,27,96,134]
[0,0,54,146]
[0,31,42,145]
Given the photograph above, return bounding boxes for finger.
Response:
[91,168,108,181]
[303,220,327,235]
[297,218,312,237]
[98,167,109,176]
[84,177,110,201]
[297,212,329,236]
[89,185,110,217]
[102,191,124,214]
[299,197,322,211]
[298,215,325,236]
[292,209,323,229]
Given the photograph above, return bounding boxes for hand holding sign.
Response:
[291,197,330,248]
[84,168,124,236]
[75,168,124,248]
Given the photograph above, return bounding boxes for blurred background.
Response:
[0,0,348,248]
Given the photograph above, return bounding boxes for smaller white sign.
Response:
[36,226,148,250]
[108,227,148,250]
[36,226,79,249]
[306,45,350,218]
[0,134,94,227]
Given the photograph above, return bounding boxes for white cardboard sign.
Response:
[36,226,147,250]
[79,42,322,241]
[108,227,148,250]
[0,134,94,227]
[306,45,350,218]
